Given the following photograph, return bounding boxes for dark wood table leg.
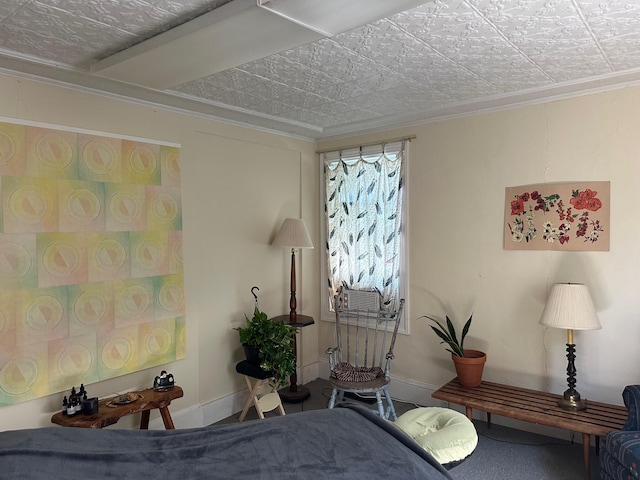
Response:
[272,315,313,404]
[159,406,175,429]
[140,410,150,429]
[487,412,492,428]
[582,433,590,480]
[465,406,472,420]
[278,333,309,403]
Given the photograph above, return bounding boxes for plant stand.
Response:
[273,314,314,403]
[236,360,285,421]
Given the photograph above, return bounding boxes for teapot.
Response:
[153,370,175,390]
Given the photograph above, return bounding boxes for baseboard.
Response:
[151,361,591,445]
[316,359,588,445]
[301,362,319,385]
[149,404,204,430]
[150,361,323,429]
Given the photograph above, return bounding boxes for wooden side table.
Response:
[272,314,314,403]
[51,385,183,429]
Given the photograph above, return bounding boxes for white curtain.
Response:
[323,141,405,311]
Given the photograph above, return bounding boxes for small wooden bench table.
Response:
[51,386,183,429]
[432,379,627,480]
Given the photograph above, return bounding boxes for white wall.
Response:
[0,73,319,430]
[2,72,638,432]
[318,86,640,407]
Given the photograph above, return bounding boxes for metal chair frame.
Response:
[326,294,405,420]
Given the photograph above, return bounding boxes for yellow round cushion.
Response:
[394,407,478,466]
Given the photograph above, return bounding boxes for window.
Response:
[320,140,408,329]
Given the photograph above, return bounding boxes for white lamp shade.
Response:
[272,218,314,249]
[539,283,601,331]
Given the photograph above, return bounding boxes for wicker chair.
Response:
[326,292,405,420]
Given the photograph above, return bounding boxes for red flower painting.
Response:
[511,198,524,215]
[570,189,602,212]
[505,183,608,250]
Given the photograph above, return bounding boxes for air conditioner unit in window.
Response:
[343,289,380,311]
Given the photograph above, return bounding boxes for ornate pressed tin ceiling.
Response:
[1,0,640,139]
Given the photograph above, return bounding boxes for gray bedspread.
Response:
[0,404,452,479]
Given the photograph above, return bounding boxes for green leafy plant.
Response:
[236,307,296,386]
[420,314,473,357]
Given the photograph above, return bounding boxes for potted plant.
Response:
[236,306,297,387]
[421,313,486,387]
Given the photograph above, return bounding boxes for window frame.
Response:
[318,141,410,334]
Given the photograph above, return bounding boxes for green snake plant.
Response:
[421,314,473,357]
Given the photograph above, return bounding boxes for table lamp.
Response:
[539,283,601,411]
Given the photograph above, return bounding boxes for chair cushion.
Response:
[330,362,383,382]
[394,407,478,467]
[600,449,637,480]
[603,430,640,479]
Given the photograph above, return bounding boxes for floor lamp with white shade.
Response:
[272,218,314,402]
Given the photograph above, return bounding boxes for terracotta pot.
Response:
[452,349,486,387]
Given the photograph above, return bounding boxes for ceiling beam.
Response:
[91,0,324,90]
[90,0,429,90]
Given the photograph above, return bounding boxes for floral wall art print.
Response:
[504,181,610,251]
[0,119,185,405]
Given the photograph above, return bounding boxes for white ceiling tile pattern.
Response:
[1,0,640,138]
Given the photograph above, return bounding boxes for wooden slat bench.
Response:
[432,379,628,480]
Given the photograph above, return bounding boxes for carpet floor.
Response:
[218,378,601,479]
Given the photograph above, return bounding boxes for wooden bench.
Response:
[51,386,183,429]
[432,379,627,480]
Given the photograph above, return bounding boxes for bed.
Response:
[0,404,452,479]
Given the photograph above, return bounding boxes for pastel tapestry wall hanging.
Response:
[0,119,185,406]
[504,181,610,251]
